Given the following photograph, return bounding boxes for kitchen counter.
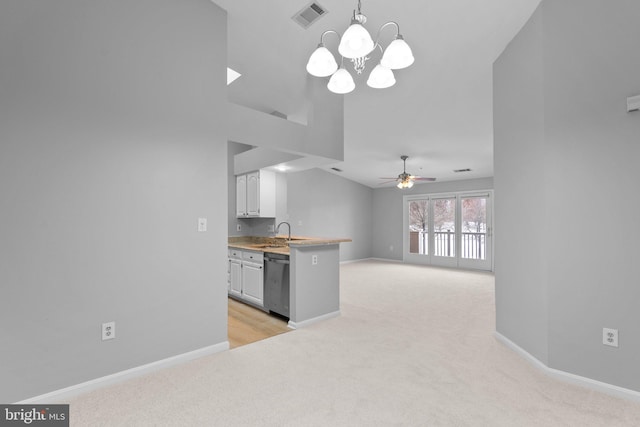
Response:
[228,234,351,328]
[228,235,351,255]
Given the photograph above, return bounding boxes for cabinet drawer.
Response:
[228,248,242,259]
[242,250,263,264]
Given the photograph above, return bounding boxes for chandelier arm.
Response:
[373,21,400,47]
[319,29,341,46]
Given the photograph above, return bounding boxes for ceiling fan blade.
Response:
[379,157,437,186]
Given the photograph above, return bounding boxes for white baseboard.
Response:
[340,257,403,264]
[17,341,230,404]
[339,258,365,265]
[494,331,640,402]
[288,310,340,329]
[340,257,392,265]
[368,257,403,263]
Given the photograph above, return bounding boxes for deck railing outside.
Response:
[410,231,486,260]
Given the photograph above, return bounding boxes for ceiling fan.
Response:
[379,155,436,188]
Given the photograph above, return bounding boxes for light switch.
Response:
[627,95,640,112]
[198,218,207,232]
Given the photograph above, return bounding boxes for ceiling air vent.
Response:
[453,168,472,173]
[292,2,327,29]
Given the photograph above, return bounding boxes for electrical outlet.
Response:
[268,225,275,232]
[198,218,207,232]
[603,328,618,347]
[312,255,318,265]
[102,322,115,341]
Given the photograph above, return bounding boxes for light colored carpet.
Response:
[67,260,640,426]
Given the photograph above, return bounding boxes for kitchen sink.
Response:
[252,243,288,249]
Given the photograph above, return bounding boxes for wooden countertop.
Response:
[228,235,351,255]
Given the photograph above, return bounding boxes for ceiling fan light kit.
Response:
[397,178,414,189]
[380,155,436,189]
[306,0,415,94]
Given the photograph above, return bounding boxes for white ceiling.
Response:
[214,0,541,188]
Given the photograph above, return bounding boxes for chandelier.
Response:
[306,0,415,94]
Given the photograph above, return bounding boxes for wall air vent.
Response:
[453,168,472,173]
[292,2,327,29]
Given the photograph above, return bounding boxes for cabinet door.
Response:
[242,262,264,306]
[236,174,247,217]
[246,171,260,216]
[229,259,242,297]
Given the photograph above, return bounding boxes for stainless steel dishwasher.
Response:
[263,252,290,318]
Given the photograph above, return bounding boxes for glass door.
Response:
[458,195,492,270]
[432,197,457,267]
[404,192,493,271]
[408,199,429,256]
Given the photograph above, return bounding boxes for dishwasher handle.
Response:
[265,257,290,265]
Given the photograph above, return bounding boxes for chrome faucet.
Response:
[276,221,291,242]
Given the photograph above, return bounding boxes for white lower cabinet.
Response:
[241,261,264,306]
[229,258,242,297]
[228,248,264,307]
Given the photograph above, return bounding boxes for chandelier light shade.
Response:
[306,0,414,94]
[380,35,415,69]
[338,20,375,59]
[366,64,396,89]
[306,44,339,77]
[327,67,356,94]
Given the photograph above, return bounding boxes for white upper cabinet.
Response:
[236,170,276,218]
[236,174,247,217]
[246,171,260,216]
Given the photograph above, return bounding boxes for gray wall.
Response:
[287,169,373,262]
[290,245,340,324]
[228,76,344,163]
[493,5,548,364]
[0,0,229,402]
[372,178,494,260]
[494,0,640,391]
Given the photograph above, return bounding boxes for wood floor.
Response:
[228,297,291,349]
